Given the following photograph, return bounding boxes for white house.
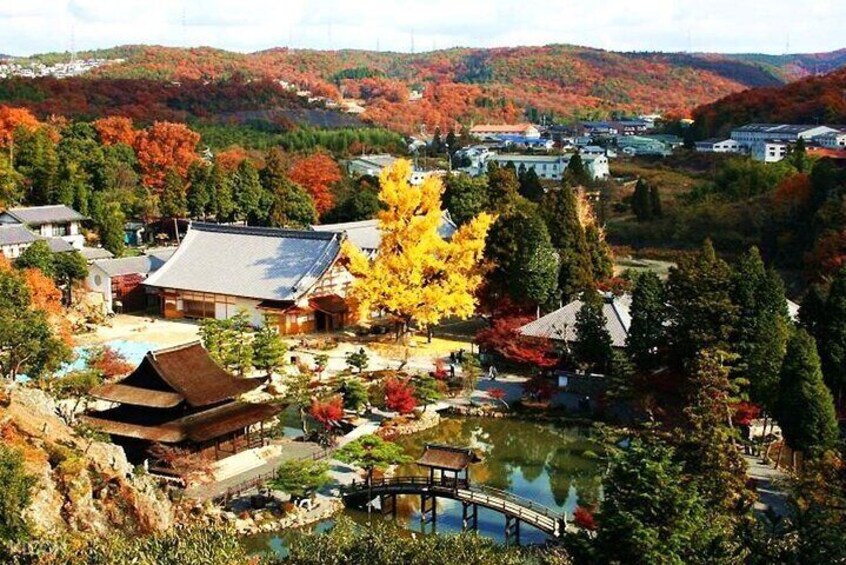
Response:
[86,249,174,313]
[0,205,86,249]
[469,124,541,140]
[0,224,39,259]
[490,153,609,181]
[815,131,846,149]
[695,138,740,153]
[345,154,443,185]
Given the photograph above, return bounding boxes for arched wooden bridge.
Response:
[340,476,567,543]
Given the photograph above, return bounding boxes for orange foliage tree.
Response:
[93,116,137,146]
[20,267,72,345]
[214,146,250,173]
[289,152,342,216]
[133,121,201,190]
[0,106,39,147]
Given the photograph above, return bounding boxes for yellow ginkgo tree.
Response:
[343,159,494,339]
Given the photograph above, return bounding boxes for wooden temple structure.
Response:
[83,341,282,467]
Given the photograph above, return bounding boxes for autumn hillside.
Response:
[692,66,846,139]
[10,44,846,135]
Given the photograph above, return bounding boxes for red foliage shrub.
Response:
[88,346,134,379]
[310,396,344,429]
[573,506,597,531]
[384,377,417,414]
[475,316,558,368]
[487,388,507,401]
[732,401,761,426]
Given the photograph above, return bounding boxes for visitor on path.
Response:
[449,363,456,378]
[488,365,498,381]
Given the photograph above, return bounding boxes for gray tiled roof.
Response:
[43,238,75,253]
[519,293,632,347]
[1,205,86,226]
[0,224,39,246]
[93,249,175,277]
[80,247,115,261]
[313,211,458,252]
[145,223,342,301]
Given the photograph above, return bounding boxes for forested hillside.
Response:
[692,67,846,139]
[10,44,846,134]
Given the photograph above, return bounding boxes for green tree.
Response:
[540,188,594,302]
[519,167,544,202]
[680,349,749,512]
[487,166,520,206]
[186,162,211,219]
[799,284,827,339]
[345,349,370,373]
[0,445,35,545]
[14,127,58,206]
[14,240,54,277]
[90,197,126,257]
[229,309,254,376]
[53,250,88,305]
[791,137,808,173]
[649,184,663,218]
[340,378,368,412]
[208,162,235,222]
[0,268,69,380]
[584,223,613,280]
[231,160,264,224]
[412,373,442,408]
[486,199,558,306]
[0,153,23,206]
[666,240,737,370]
[626,271,667,372]
[777,329,839,459]
[334,435,411,485]
[270,459,329,500]
[572,292,613,374]
[818,267,846,402]
[159,169,188,218]
[443,173,489,225]
[564,153,590,186]
[252,316,287,377]
[631,178,652,221]
[595,438,737,565]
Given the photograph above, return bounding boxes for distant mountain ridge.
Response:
[11,44,846,133]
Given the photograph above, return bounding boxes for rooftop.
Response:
[519,292,631,347]
[470,124,536,133]
[417,444,481,471]
[0,223,39,246]
[144,223,343,302]
[1,204,86,226]
[313,212,456,252]
[92,248,174,277]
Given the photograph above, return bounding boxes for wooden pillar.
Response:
[462,502,478,532]
[380,493,396,518]
[505,515,520,546]
[421,493,436,526]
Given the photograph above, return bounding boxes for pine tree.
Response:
[631,178,653,221]
[778,329,839,458]
[626,271,667,372]
[540,187,594,302]
[572,292,613,374]
[442,173,489,225]
[262,149,317,228]
[564,153,589,186]
[232,160,264,224]
[818,267,846,402]
[487,166,520,206]
[799,284,827,339]
[666,240,737,370]
[584,223,613,280]
[252,315,287,378]
[187,162,211,219]
[518,167,544,202]
[208,163,235,222]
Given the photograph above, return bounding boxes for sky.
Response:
[0,0,844,57]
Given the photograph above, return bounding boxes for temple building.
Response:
[144,222,353,334]
[82,342,281,467]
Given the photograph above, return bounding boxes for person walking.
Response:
[488,364,497,381]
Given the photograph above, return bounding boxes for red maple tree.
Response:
[310,395,344,428]
[573,506,597,531]
[93,116,137,146]
[133,121,201,190]
[0,106,39,147]
[384,377,417,414]
[475,316,558,368]
[88,346,134,379]
[289,152,342,216]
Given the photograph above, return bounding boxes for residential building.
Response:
[518,292,631,346]
[694,138,741,153]
[82,342,281,466]
[490,153,610,181]
[469,124,541,140]
[86,248,175,313]
[312,211,457,256]
[730,123,840,162]
[752,140,790,163]
[0,224,39,259]
[145,223,352,334]
[0,204,86,249]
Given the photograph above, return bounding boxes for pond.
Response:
[59,340,159,375]
[244,416,605,557]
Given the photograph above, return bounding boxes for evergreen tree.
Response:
[208,163,235,222]
[14,128,58,206]
[159,170,187,218]
[572,292,613,374]
[262,149,317,228]
[681,349,749,512]
[431,127,442,154]
[486,199,558,306]
[232,160,264,224]
[584,223,613,280]
[818,267,846,402]
[518,167,544,202]
[94,199,126,257]
[564,153,589,186]
[53,250,88,304]
[595,438,738,564]
[487,166,520,206]
[799,284,827,339]
[0,445,35,545]
[666,240,737,370]
[186,162,211,219]
[649,184,663,218]
[15,240,54,277]
[442,173,489,225]
[252,315,287,378]
[626,271,667,372]
[631,178,653,221]
[540,188,594,302]
[778,329,839,458]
